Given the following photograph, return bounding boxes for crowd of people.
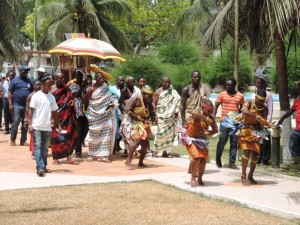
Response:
[1,66,299,187]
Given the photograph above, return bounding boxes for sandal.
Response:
[66,159,79,165]
[151,150,158,158]
[97,157,112,163]
[66,156,78,165]
[86,156,93,162]
[53,160,60,165]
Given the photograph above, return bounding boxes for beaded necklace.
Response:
[251,99,264,111]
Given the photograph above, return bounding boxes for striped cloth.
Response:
[154,85,181,152]
[216,91,244,121]
[85,83,118,157]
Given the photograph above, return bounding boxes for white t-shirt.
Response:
[30,90,58,131]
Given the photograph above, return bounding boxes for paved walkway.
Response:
[0,134,300,220]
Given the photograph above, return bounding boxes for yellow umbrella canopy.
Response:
[49,38,126,62]
[90,65,114,81]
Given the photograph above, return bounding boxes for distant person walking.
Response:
[28,75,59,177]
[3,71,15,134]
[9,65,33,146]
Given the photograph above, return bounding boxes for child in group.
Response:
[180,98,218,187]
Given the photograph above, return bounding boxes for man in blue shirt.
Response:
[8,65,33,146]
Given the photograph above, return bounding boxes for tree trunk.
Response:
[134,32,156,56]
[273,28,293,163]
[234,0,239,91]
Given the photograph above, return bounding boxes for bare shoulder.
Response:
[154,87,163,95]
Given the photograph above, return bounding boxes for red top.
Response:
[291,96,300,131]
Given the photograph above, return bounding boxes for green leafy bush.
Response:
[110,56,164,90]
[158,42,199,65]
[202,42,253,92]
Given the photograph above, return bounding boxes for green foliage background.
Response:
[109,41,254,94]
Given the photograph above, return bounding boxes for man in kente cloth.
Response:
[181,70,211,172]
[237,89,271,185]
[181,99,218,187]
[152,76,181,158]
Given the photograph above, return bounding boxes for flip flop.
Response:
[151,151,158,158]
[66,159,79,165]
[97,157,112,163]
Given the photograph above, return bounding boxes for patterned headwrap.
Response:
[141,85,154,95]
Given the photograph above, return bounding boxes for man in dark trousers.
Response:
[9,65,33,146]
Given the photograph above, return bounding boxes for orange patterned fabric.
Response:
[186,143,208,160]
[185,118,211,160]
[238,101,267,153]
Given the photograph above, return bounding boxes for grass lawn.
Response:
[0,181,297,225]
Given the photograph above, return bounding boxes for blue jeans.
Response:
[216,124,238,164]
[10,105,27,143]
[289,130,300,157]
[34,130,51,172]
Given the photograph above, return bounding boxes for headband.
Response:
[141,85,154,95]
[256,94,266,101]
[202,103,214,111]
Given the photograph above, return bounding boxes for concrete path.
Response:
[0,134,300,220]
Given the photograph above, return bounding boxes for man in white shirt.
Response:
[28,75,59,177]
[252,76,273,166]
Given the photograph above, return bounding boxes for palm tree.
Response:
[35,0,132,52]
[0,0,23,63]
[191,0,299,163]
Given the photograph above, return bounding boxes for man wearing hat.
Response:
[8,65,33,146]
[277,80,300,166]
[34,67,46,82]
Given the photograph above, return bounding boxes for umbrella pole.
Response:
[85,56,91,79]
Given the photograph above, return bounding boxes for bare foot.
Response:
[241,175,250,186]
[138,163,147,168]
[191,179,197,188]
[125,161,134,170]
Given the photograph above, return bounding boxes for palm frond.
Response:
[36,2,68,28]
[201,0,235,47]
[95,0,131,20]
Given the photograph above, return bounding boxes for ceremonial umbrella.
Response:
[49,38,125,80]
[49,38,126,62]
